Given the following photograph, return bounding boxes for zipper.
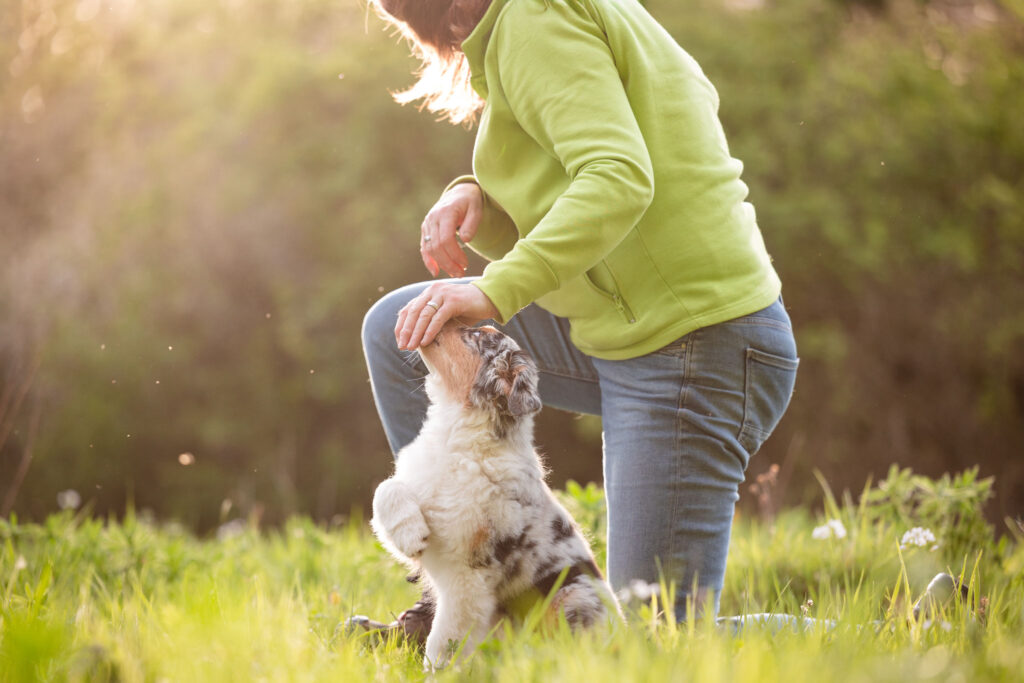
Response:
[586,262,637,324]
[612,293,636,324]
[603,261,637,324]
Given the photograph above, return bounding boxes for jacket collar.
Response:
[461,0,510,99]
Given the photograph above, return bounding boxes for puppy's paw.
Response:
[390,518,430,558]
[372,478,430,559]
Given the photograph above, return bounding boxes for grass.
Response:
[1,485,1023,682]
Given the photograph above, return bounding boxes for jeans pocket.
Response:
[738,347,799,456]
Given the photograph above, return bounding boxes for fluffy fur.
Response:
[371,322,620,668]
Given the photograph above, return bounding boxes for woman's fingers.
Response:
[395,283,499,350]
[396,287,444,350]
[436,211,469,275]
[420,214,466,278]
[418,183,482,278]
[405,301,441,351]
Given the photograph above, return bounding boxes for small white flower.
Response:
[216,519,247,541]
[14,555,27,571]
[616,579,661,603]
[630,579,659,601]
[827,519,847,539]
[57,489,81,511]
[900,526,937,548]
[812,518,846,540]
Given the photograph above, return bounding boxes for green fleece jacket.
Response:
[455,0,782,360]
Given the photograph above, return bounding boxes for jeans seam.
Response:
[721,318,793,333]
[538,368,600,384]
[668,329,695,585]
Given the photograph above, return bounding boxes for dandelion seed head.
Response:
[57,489,81,510]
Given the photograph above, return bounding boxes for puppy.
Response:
[371,322,620,668]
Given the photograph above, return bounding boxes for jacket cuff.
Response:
[472,242,559,324]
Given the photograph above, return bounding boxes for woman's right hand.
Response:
[419,182,482,278]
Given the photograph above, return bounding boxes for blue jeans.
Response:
[361,280,798,619]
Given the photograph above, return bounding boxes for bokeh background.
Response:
[1,0,1022,531]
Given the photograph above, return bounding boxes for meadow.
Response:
[2,470,1022,682]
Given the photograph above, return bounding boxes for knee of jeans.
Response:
[362,289,409,352]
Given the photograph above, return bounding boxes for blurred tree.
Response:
[1,0,1021,529]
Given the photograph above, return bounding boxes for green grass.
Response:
[2,489,1023,682]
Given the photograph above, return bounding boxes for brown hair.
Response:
[370,0,492,125]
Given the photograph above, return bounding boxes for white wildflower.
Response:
[616,579,660,604]
[900,526,937,549]
[828,519,847,538]
[57,489,81,511]
[812,518,847,540]
[216,518,247,541]
[14,555,27,571]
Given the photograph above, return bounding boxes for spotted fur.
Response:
[371,322,621,669]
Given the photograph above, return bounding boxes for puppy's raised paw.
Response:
[390,518,430,558]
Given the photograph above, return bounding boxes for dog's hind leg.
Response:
[552,579,614,630]
[371,478,430,560]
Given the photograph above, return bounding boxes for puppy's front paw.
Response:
[390,519,430,558]
[372,478,430,559]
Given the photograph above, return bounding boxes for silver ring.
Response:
[423,235,432,243]
[425,300,441,312]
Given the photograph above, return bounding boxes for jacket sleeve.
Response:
[442,175,519,262]
[472,0,655,323]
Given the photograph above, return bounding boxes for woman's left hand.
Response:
[395,282,500,350]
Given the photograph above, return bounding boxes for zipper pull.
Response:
[613,295,636,324]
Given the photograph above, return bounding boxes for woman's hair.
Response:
[370,0,492,125]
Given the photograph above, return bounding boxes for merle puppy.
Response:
[370,322,620,668]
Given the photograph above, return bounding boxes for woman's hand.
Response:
[395,282,499,350]
[420,183,482,278]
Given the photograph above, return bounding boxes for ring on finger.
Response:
[425,300,441,312]
[423,235,432,243]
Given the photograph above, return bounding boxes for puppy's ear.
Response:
[503,350,541,417]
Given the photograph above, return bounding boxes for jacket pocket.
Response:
[738,348,799,455]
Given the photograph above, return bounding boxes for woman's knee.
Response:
[362,282,429,352]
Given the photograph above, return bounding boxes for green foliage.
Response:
[1,0,1022,526]
[554,479,608,567]
[0,487,1022,682]
[859,466,994,563]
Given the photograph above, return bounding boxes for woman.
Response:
[359,0,798,633]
